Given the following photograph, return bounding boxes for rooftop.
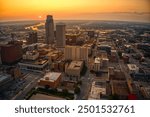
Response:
[88,81,106,100]
[42,72,61,82]
[0,74,11,82]
[95,57,101,64]
[20,58,48,66]
[111,81,129,96]
[30,93,65,100]
[127,64,139,71]
[68,61,83,70]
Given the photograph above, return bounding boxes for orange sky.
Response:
[0,0,150,22]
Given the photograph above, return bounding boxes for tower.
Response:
[56,23,66,47]
[45,15,54,45]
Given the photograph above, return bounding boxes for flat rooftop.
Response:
[112,81,129,96]
[41,72,61,82]
[20,58,48,66]
[0,74,11,82]
[95,57,101,64]
[127,64,139,71]
[68,61,83,70]
[89,81,106,100]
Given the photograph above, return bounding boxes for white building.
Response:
[94,57,101,72]
[127,64,139,73]
[23,51,39,60]
[56,23,66,47]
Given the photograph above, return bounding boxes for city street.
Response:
[12,72,43,100]
[76,69,94,100]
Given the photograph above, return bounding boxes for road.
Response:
[76,69,94,100]
[11,72,43,100]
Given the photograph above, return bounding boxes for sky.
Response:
[0,0,150,22]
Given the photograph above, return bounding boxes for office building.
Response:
[56,23,66,47]
[26,32,38,44]
[66,34,79,45]
[0,43,22,65]
[23,50,39,60]
[45,15,54,45]
[18,58,49,73]
[88,81,106,100]
[111,81,129,99]
[65,61,83,80]
[38,72,62,89]
[94,57,101,72]
[65,46,88,61]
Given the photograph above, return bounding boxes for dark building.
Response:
[66,34,78,45]
[26,32,38,44]
[45,15,54,44]
[97,45,111,54]
[87,31,95,38]
[0,43,22,65]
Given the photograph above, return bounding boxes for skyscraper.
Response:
[56,23,66,47]
[45,15,54,45]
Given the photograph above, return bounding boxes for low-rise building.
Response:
[66,61,83,81]
[23,51,39,60]
[38,72,62,89]
[108,67,126,81]
[110,50,118,62]
[83,44,93,56]
[122,53,130,63]
[88,81,106,100]
[111,80,129,99]
[94,57,101,72]
[127,64,139,73]
[65,46,88,62]
[18,58,49,73]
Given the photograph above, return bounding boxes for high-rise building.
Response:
[56,23,66,47]
[45,15,54,45]
[65,46,88,61]
[26,32,38,44]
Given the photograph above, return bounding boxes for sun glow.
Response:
[0,0,149,21]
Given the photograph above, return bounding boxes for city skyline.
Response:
[0,0,150,22]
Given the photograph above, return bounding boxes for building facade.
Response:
[27,32,38,44]
[65,46,88,61]
[45,15,54,45]
[56,23,66,47]
[38,72,62,89]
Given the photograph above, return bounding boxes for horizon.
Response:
[0,18,150,24]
